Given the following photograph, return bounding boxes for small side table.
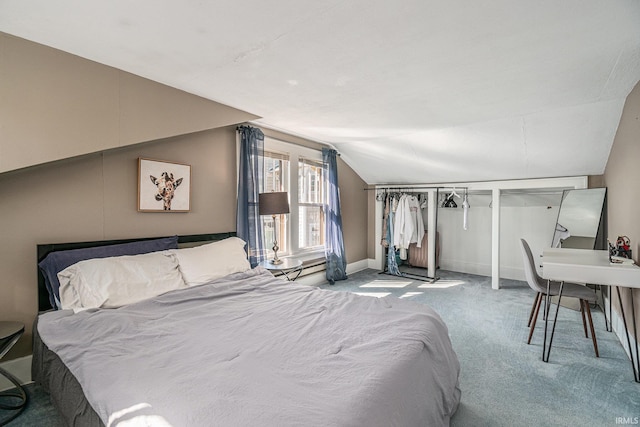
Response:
[0,322,27,425]
[258,258,304,281]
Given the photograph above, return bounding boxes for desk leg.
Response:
[607,286,612,332]
[598,284,612,332]
[544,281,564,363]
[631,288,639,383]
[616,287,640,383]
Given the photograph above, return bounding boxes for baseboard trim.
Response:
[367,258,382,270]
[439,260,492,277]
[296,258,372,287]
[438,260,528,281]
[0,355,32,392]
[346,259,371,275]
[604,295,639,365]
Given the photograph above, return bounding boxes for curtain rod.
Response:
[239,123,340,156]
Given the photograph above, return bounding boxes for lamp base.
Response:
[270,238,282,265]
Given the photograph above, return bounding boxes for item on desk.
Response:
[613,235,633,260]
[610,255,635,265]
[608,240,616,262]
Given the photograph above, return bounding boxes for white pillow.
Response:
[171,237,251,286]
[58,251,186,310]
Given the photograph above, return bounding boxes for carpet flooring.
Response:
[2,268,639,426]
[322,268,640,427]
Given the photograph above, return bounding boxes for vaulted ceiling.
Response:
[1,1,639,184]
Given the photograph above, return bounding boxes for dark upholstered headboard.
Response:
[36,232,236,312]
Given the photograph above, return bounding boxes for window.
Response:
[261,151,290,256]
[260,139,325,259]
[298,158,324,249]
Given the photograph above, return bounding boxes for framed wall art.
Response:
[138,158,191,212]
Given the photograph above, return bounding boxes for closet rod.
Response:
[364,186,467,191]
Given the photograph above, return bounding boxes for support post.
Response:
[427,190,437,278]
[492,188,501,289]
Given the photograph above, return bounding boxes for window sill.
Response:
[286,250,325,267]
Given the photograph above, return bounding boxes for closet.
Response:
[373,187,469,282]
[370,177,589,288]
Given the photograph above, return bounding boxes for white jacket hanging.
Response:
[393,195,425,251]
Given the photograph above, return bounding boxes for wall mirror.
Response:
[551,188,607,249]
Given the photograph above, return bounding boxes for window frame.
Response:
[297,157,325,251]
[263,138,325,259]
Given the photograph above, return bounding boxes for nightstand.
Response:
[258,258,304,281]
[0,322,27,425]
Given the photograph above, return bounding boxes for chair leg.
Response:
[580,299,589,338]
[585,301,600,357]
[528,292,543,344]
[528,293,541,328]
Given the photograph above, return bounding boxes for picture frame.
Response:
[138,158,191,212]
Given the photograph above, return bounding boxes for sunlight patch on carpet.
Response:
[359,280,412,288]
[418,280,464,289]
[352,292,392,298]
[399,292,424,298]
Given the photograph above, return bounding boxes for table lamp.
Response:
[259,191,290,264]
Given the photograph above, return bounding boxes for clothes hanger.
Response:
[556,223,568,232]
[442,193,457,208]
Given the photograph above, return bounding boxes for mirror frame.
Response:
[551,188,607,250]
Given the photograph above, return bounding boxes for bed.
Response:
[32,232,461,427]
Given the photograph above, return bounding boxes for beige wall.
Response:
[0,34,370,360]
[0,32,257,174]
[0,127,239,358]
[603,80,640,333]
[367,190,376,260]
[338,158,368,263]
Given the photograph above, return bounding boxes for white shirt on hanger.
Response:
[393,195,425,253]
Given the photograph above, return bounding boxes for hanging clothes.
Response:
[462,191,470,230]
[393,194,425,259]
[386,198,401,275]
[380,192,390,248]
[393,194,407,259]
[393,194,424,249]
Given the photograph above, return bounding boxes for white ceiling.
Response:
[1,0,639,184]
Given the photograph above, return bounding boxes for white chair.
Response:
[520,239,599,358]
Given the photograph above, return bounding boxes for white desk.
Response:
[543,248,640,289]
[542,248,640,382]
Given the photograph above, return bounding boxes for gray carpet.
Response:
[3,269,638,426]
[1,382,61,426]
[321,268,640,427]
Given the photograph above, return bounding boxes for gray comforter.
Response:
[38,267,460,427]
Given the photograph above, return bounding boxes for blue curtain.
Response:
[322,148,348,284]
[236,125,265,267]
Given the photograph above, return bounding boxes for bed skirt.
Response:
[32,316,103,427]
